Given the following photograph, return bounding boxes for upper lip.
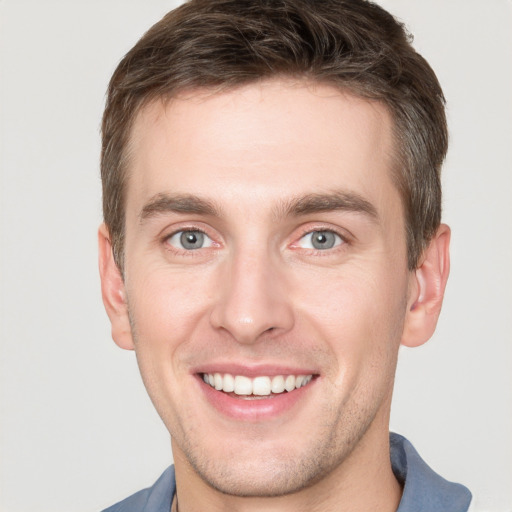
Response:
[191,363,319,378]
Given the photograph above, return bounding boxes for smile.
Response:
[202,373,314,397]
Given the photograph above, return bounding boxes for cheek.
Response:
[126,264,215,355]
[124,266,216,425]
[294,264,407,375]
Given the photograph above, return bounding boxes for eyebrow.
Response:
[278,191,379,221]
[140,193,219,221]
[139,190,379,223]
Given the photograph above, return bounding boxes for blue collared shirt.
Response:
[102,433,472,512]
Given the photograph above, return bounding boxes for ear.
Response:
[98,223,135,350]
[401,224,451,348]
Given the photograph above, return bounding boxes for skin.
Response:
[99,79,450,512]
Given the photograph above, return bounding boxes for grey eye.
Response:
[167,230,213,250]
[298,230,342,250]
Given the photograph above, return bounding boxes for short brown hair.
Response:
[101,0,447,271]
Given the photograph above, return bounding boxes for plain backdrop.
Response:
[1,1,511,511]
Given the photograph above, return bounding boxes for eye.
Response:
[297,230,343,250]
[167,230,213,250]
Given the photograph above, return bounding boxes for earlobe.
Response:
[401,224,451,348]
[98,223,135,350]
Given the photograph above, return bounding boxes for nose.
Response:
[209,246,294,345]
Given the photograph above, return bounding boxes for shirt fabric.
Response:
[102,432,472,512]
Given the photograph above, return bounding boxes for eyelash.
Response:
[293,227,349,253]
[162,226,216,254]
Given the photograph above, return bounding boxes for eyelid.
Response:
[296,224,350,241]
[298,230,342,248]
[289,224,351,253]
[166,229,214,249]
[161,223,221,254]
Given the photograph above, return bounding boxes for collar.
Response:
[391,432,472,511]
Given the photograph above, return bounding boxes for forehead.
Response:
[126,79,399,220]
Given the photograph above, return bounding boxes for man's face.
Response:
[118,80,415,496]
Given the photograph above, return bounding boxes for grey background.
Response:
[1,1,511,510]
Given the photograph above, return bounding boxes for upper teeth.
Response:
[202,373,313,396]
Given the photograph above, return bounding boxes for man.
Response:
[98,0,472,510]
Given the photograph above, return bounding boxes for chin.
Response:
[191,455,325,497]
[177,433,355,498]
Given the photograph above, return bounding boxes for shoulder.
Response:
[101,466,176,512]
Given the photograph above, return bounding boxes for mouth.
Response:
[195,365,319,420]
[201,372,314,399]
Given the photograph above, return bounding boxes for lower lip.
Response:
[198,376,316,421]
